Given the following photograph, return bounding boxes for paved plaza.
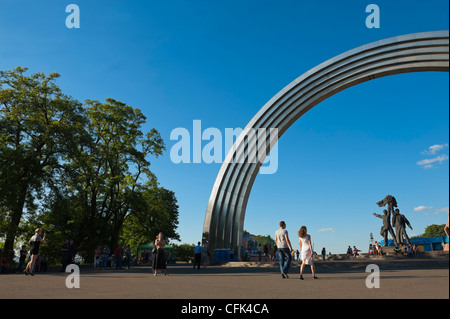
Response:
[1,259,448,299]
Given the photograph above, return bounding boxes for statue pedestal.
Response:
[380,246,401,255]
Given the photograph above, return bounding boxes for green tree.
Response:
[0,67,85,262]
[121,186,180,253]
[60,98,165,261]
[172,243,195,262]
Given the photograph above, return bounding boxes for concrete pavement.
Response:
[0,259,448,299]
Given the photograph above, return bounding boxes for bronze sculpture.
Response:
[373,209,398,246]
[392,209,413,246]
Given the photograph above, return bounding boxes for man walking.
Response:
[194,242,202,270]
[275,221,293,279]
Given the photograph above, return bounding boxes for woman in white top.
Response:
[298,226,317,280]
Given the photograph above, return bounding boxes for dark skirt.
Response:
[30,241,40,256]
[152,248,166,269]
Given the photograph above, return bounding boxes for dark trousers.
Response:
[61,255,70,271]
[194,253,201,269]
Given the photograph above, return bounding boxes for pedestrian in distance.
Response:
[16,245,27,272]
[202,246,210,270]
[94,246,102,269]
[257,244,262,262]
[444,209,449,238]
[298,226,317,280]
[102,245,110,270]
[153,232,168,276]
[124,244,132,270]
[275,221,293,279]
[60,239,70,272]
[321,247,326,261]
[194,242,202,270]
[114,245,123,270]
[263,244,269,262]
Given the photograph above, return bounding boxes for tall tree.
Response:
[0,67,85,262]
[62,98,165,260]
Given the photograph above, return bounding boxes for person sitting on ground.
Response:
[413,244,420,256]
[406,245,414,257]
[347,246,352,256]
[378,245,383,255]
[352,246,359,258]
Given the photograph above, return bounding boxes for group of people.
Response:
[274,221,318,280]
[394,244,421,257]
[346,245,360,258]
[369,241,384,255]
[13,211,449,279]
[95,244,133,270]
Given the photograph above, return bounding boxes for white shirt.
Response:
[275,228,289,249]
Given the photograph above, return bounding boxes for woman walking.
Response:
[24,228,46,276]
[152,232,168,276]
[298,226,317,280]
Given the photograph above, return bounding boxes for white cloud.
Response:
[317,228,336,233]
[423,207,449,216]
[417,154,449,168]
[414,206,433,212]
[422,144,449,155]
[423,211,441,216]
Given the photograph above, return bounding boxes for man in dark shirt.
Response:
[194,242,202,270]
[60,239,70,272]
[17,245,28,272]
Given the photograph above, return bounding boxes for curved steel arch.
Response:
[202,31,449,254]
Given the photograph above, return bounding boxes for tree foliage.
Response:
[120,187,180,255]
[0,67,179,264]
[0,67,85,262]
[412,224,447,239]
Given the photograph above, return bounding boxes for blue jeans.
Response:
[277,248,291,276]
[102,256,108,269]
[115,256,122,269]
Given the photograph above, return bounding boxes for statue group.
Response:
[373,195,413,247]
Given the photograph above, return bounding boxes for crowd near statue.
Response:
[373,195,412,247]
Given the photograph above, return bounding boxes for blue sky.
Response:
[1,0,448,254]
